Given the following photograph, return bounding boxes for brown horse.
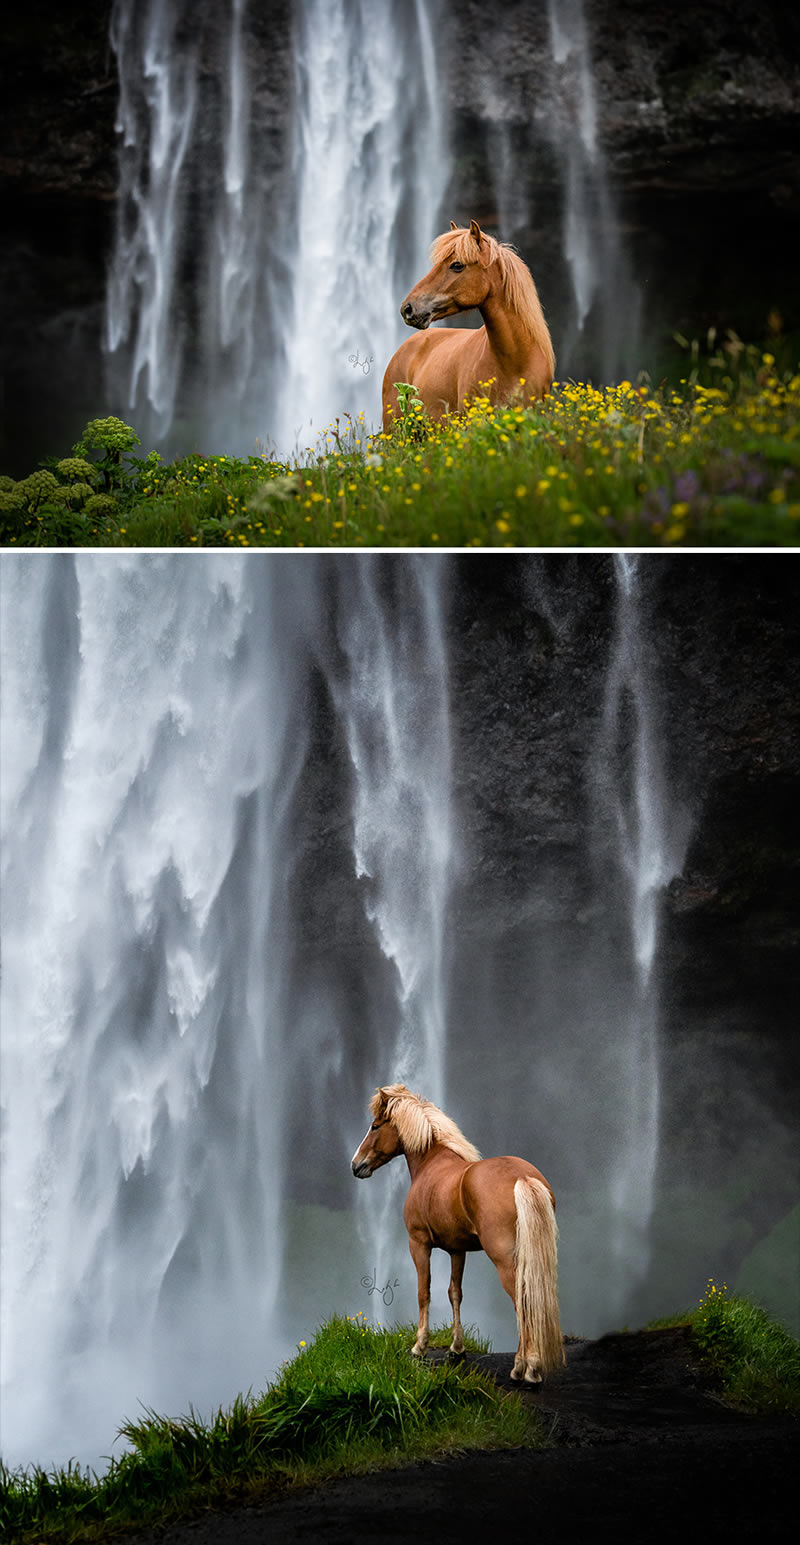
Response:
[382,220,555,430]
[351,1083,564,1383]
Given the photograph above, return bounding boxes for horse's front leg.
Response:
[448,1251,466,1355]
[408,1235,431,1357]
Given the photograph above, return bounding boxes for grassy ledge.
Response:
[0,1315,541,1545]
[1,336,799,548]
[648,1278,800,1414]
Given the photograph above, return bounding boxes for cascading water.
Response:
[2,553,694,1472]
[545,0,632,375]
[0,553,457,1469]
[328,557,454,1310]
[593,555,688,1293]
[277,0,447,453]
[104,0,642,461]
[0,555,313,1470]
[105,0,447,459]
[480,1,640,382]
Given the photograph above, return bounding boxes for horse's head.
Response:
[400,220,495,330]
[351,1086,405,1178]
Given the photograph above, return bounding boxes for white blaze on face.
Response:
[351,1124,373,1167]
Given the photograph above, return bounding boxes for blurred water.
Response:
[105,0,639,457]
[1,554,685,1471]
[593,555,689,1288]
[105,0,446,459]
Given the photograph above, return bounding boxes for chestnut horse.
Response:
[351,1083,564,1383]
[382,220,554,431]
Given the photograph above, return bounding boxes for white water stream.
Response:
[105,0,637,458]
[0,555,455,1469]
[596,555,688,1286]
[1,554,683,1469]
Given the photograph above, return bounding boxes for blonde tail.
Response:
[514,1177,564,1376]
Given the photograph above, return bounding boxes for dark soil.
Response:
[126,1328,796,1544]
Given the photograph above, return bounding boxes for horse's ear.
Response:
[469,219,483,245]
[450,220,458,230]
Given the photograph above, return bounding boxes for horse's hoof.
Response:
[524,1371,543,1385]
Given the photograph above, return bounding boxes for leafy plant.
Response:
[650,1278,800,1413]
[71,416,143,492]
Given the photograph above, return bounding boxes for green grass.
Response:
[0,1315,540,1544]
[648,1278,800,1414]
[4,1291,798,1542]
[1,335,799,548]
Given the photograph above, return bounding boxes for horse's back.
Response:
[461,1155,554,1254]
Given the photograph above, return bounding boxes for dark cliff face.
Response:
[1,1,798,471]
[440,556,798,1312]
[276,555,799,1327]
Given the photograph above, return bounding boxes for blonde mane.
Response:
[370,1083,481,1163]
[429,226,554,371]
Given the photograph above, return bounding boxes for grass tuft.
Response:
[0,1315,538,1543]
[648,1278,800,1413]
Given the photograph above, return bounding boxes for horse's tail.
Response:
[513,1177,565,1376]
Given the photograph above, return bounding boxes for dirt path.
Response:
[126,1329,796,1543]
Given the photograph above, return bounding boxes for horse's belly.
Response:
[428,1222,481,1252]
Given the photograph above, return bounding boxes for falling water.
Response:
[0,555,312,1470]
[595,555,687,1282]
[105,0,447,459]
[0,554,456,1469]
[2,555,697,1471]
[328,558,454,1307]
[277,0,447,452]
[544,0,640,379]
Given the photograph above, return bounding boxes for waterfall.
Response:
[0,553,456,1469]
[2,553,698,1471]
[328,557,454,1308]
[481,1,640,382]
[0,555,312,1470]
[105,0,447,460]
[277,0,447,453]
[543,0,640,379]
[594,555,686,1284]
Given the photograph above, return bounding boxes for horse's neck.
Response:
[405,1143,465,1183]
[478,284,538,379]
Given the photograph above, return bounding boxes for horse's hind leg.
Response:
[488,1252,539,1383]
[448,1251,466,1354]
[409,1235,432,1358]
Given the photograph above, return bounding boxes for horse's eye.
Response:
[370,1121,380,1130]
[450,262,466,272]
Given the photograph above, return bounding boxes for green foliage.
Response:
[71,416,144,496]
[0,1315,537,1543]
[391,380,429,444]
[2,341,799,548]
[650,1278,800,1413]
[56,457,100,485]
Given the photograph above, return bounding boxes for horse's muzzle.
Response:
[401,302,431,330]
[352,1159,373,1179]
